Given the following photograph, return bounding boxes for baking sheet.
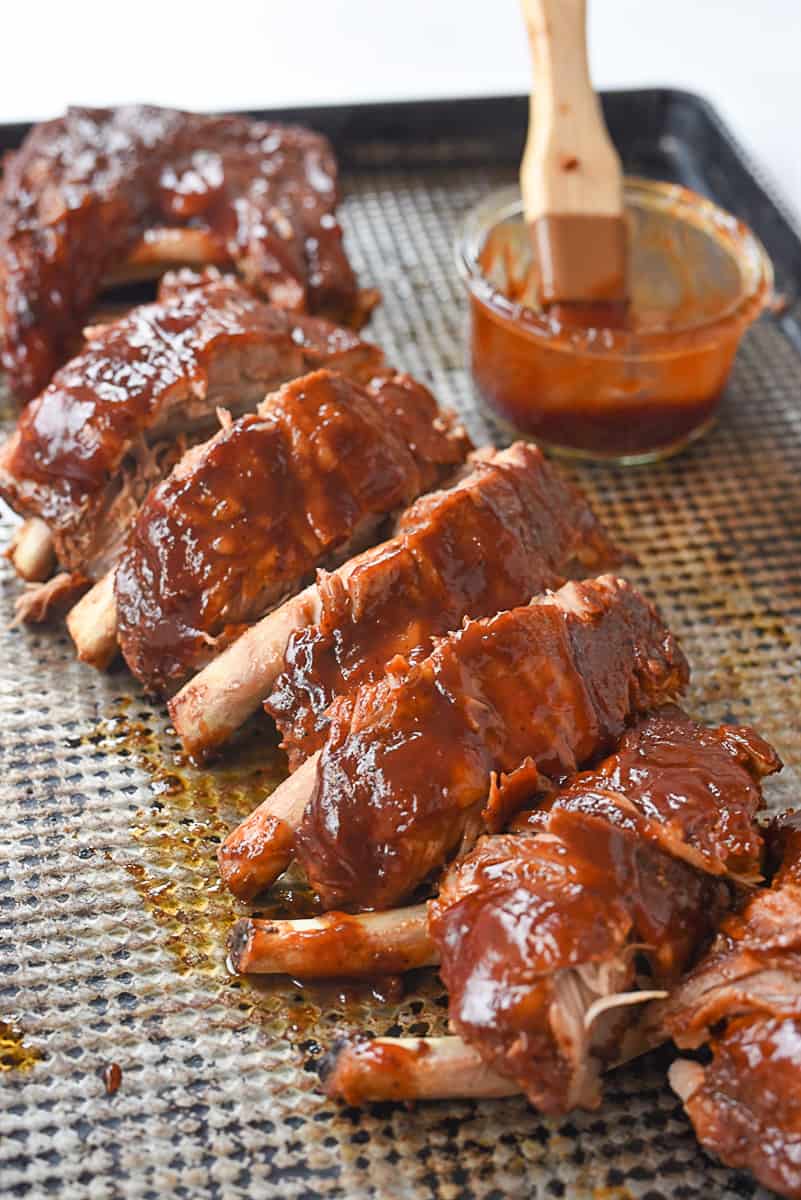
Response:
[1,90,800,1199]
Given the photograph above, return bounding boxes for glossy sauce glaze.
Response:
[115,369,470,693]
[294,575,689,912]
[513,706,780,882]
[0,275,382,575]
[265,442,621,767]
[658,813,801,1199]
[428,709,780,1113]
[0,106,363,402]
[429,825,728,1114]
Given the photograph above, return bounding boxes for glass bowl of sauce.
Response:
[457,179,773,463]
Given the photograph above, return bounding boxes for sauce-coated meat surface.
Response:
[265,441,623,768]
[295,576,689,911]
[0,275,381,578]
[429,709,780,1114]
[658,813,801,1199]
[0,105,365,402]
[115,368,470,694]
[514,705,778,883]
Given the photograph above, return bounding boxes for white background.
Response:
[2,1,800,219]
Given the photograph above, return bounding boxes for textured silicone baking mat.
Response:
[1,92,800,1199]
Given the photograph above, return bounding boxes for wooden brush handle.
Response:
[520,0,623,222]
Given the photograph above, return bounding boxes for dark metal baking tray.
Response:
[1,89,800,1200]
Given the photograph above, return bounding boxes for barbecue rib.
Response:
[220,576,688,906]
[317,711,780,1113]
[0,274,382,595]
[0,105,368,402]
[115,368,470,694]
[265,443,622,768]
[655,812,801,1199]
[171,441,622,761]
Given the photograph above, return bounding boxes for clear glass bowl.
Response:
[456,179,774,464]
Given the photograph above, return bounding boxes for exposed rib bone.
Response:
[106,227,230,285]
[66,569,119,668]
[322,1017,667,1107]
[5,518,55,582]
[321,1036,518,1105]
[218,752,319,899]
[169,583,321,759]
[667,1058,705,1103]
[228,904,435,977]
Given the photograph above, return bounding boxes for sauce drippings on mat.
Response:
[0,1019,42,1072]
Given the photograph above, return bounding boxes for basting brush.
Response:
[520,0,629,324]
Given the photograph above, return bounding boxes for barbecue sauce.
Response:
[0,1019,42,1072]
[463,181,770,461]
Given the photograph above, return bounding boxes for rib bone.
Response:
[228,904,435,977]
[217,752,319,899]
[106,227,230,285]
[5,518,55,582]
[169,584,321,759]
[66,569,119,668]
[321,1036,519,1105]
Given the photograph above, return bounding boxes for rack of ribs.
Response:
[114,368,470,695]
[0,105,370,403]
[653,811,801,1199]
[219,576,690,906]
[223,709,780,1112]
[169,441,623,761]
[0,272,383,626]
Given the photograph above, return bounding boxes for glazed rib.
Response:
[654,813,801,1199]
[171,441,622,761]
[0,274,382,594]
[428,724,778,1114]
[229,709,778,972]
[293,576,689,911]
[310,711,780,1114]
[115,369,470,694]
[512,705,776,884]
[266,443,622,769]
[0,105,366,402]
[220,576,688,905]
